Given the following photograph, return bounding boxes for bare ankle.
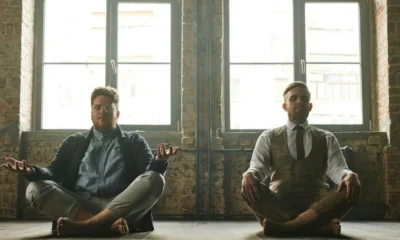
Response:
[74,209,94,221]
[83,209,118,228]
[263,219,294,236]
[310,219,341,236]
[282,220,304,231]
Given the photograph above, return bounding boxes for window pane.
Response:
[305,3,360,63]
[307,64,362,125]
[117,65,170,125]
[230,65,294,129]
[229,0,293,63]
[43,0,106,63]
[42,65,105,129]
[118,3,170,62]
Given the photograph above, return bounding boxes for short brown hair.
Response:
[91,86,119,109]
[283,81,311,97]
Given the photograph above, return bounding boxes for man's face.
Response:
[282,87,312,123]
[91,95,120,132]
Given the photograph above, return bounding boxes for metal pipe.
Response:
[153,214,254,220]
[206,0,213,219]
[151,148,253,152]
[154,213,252,217]
[195,0,201,219]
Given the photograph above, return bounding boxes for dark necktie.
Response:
[294,126,305,160]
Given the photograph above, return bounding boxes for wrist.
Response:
[155,155,167,161]
[23,166,33,175]
[242,171,251,177]
[243,170,256,178]
[342,172,357,180]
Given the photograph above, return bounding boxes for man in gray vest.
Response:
[241,81,361,236]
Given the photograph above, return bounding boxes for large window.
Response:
[225,0,371,131]
[35,0,181,130]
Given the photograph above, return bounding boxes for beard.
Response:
[290,109,309,122]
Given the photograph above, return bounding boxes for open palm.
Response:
[2,157,32,175]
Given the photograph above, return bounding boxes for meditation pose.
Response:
[3,86,180,237]
[241,81,361,236]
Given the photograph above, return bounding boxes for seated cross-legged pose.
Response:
[2,86,181,237]
[241,81,361,237]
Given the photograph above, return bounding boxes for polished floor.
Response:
[0,220,399,240]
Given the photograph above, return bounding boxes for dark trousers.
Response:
[243,183,357,226]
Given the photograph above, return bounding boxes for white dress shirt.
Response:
[247,120,353,185]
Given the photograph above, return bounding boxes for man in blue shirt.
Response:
[3,86,181,237]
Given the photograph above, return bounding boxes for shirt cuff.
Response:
[335,169,353,185]
[154,154,169,161]
[246,169,263,182]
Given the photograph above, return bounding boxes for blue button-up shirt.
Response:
[75,128,130,198]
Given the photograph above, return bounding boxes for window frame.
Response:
[33,0,182,132]
[223,0,371,132]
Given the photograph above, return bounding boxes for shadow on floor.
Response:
[255,230,365,240]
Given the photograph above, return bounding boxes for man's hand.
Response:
[155,144,181,161]
[241,171,260,203]
[2,157,32,175]
[337,172,361,203]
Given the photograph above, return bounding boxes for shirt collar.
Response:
[93,128,117,141]
[286,120,309,131]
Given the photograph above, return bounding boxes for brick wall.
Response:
[375,0,400,219]
[2,0,400,220]
[375,0,389,134]
[0,0,34,219]
[179,0,197,214]
[20,0,34,132]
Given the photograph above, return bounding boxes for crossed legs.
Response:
[243,183,357,236]
[26,170,165,236]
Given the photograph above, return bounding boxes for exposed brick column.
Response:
[20,0,34,132]
[386,0,400,219]
[375,0,400,219]
[210,0,224,214]
[387,1,400,145]
[375,0,390,134]
[0,0,34,219]
[176,0,197,214]
[180,0,225,215]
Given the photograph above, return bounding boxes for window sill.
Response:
[222,131,388,145]
[23,130,182,142]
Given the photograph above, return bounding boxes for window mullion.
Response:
[35,0,45,130]
[359,0,372,130]
[293,0,300,82]
[296,0,306,83]
[107,0,118,88]
[170,0,181,130]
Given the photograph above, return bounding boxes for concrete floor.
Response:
[0,220,399,240]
